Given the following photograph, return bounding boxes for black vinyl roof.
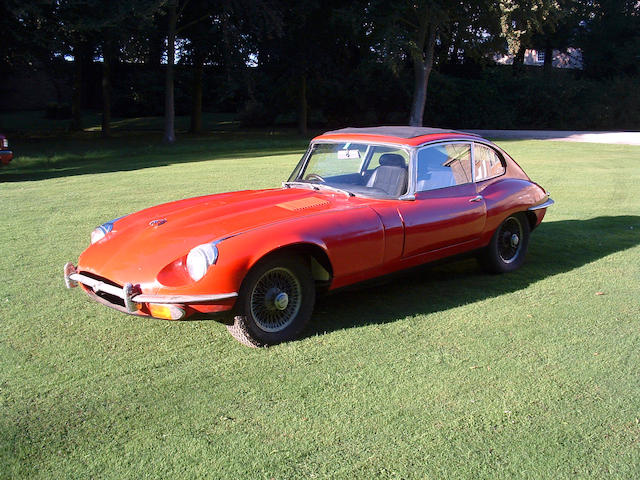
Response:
[322,126,474,138]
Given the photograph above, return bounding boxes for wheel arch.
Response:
[248,242,333,286]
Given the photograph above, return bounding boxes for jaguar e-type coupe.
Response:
[64,126,553,347]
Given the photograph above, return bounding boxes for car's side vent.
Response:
[277,197,330,211]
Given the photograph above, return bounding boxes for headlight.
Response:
[186,242,219,281]
[2,138,7,148]
[90,216,124,244]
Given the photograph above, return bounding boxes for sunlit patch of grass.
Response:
[1,134,639,479]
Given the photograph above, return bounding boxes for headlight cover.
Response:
[90,216,124,244]
[186,242,219,281]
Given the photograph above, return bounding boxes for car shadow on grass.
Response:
[304,215,640,338]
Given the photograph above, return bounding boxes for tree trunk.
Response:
[190,49,204,134]
[164,2,177,144]
[543,43,553,74]
[220,9,234,84]
[409,61,427,127]
[449,25,460,64]
[71,41,85,131]
[512,43,526,76]
[101,40,113,137]
[148,21,164,67]
[297,74,307,136]
[409,24,436,127]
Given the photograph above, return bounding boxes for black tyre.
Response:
[479,213,530,274]
[227,254,315,347]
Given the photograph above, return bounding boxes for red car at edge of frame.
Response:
[64,126,554,347]
[0,134,13,166]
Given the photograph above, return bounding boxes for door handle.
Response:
[469,195,483,203]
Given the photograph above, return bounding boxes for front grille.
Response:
[78,271,126,308]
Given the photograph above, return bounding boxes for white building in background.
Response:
[495,48,583,69]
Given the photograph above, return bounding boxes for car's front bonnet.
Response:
[77,187,355,289]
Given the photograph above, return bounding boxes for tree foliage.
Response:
[1,0,638,133]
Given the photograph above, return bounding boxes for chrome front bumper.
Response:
[64,262,238,313]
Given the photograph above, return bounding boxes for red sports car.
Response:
[64,126,553,347]
[0,134,13,166]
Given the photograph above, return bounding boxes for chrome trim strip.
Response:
[66,270,238,312]
[132,292,238,303]
[69,272,129,299]
[528,198,555,211]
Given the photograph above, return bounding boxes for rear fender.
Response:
[479,178,548,245]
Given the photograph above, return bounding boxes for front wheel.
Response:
[479,213,530,273]
[227,254,315,347]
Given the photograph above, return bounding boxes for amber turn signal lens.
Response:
[148,303,186,320]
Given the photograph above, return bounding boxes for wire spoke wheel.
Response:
[250,267,303,332]
[229,255,315,347]
[497,216,524,263]
[478,212,530,274]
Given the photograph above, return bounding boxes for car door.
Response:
[397,142,487,258]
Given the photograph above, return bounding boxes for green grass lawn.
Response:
[1,132,639,479]
[0,111,241,137]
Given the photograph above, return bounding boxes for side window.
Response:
[416,143,472,192]
[474,144,505,181]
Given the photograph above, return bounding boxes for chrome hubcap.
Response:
[274,292,289,310]
[510,233,520,248]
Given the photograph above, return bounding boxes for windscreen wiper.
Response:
[283,181,355,197]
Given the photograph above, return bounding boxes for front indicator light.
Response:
[148,303,186,320]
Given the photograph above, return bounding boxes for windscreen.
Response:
[288,142,410,198]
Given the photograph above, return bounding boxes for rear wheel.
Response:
[227,254,315,347]
[479,213,530,273]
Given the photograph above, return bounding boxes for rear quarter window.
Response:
[474,144,505,181]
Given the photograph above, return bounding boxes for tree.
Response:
[53,0,164,133]
[577,0,640,77]
[369,0,460,126]
[99,1,164,136]
[256,0,367,133]
[498,0,568,75]
[164,1,178,143]
[179,0,224,134]
[163,0,280,139]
